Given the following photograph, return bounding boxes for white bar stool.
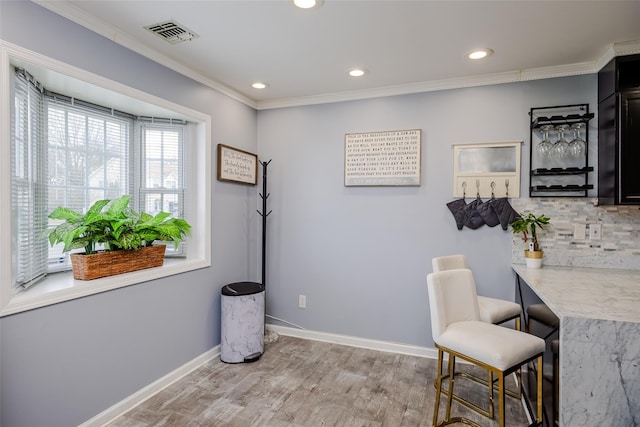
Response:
[427,269,544,427]
[432,255,522,418]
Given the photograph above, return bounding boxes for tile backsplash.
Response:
[511,198,640,270]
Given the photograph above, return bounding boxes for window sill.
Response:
[0,257,209,317]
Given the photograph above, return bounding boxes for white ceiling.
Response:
[35,1,640,110]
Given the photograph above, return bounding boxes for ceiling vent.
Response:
[144,20,199,44]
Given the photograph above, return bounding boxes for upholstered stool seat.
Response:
[478,296,522,325]
[438,321,544,371]
[427,269,544,427]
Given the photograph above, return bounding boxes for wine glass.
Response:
[568,122,586,160]
[551,124,570,162]
[536,125,554,161]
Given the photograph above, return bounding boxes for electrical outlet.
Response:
[574,224,586,240]
[589,223,602,240]
[298,294,306,308]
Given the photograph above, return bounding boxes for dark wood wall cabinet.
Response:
[598,54,640,205]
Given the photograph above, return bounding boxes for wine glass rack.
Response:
[529,104,594,197]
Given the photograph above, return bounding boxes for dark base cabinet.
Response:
[598,54,640,205]
[516,277,558,427]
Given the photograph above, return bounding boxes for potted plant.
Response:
[511,212,550,268]
[47,195,191,280]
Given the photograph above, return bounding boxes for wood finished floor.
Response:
[106,335,529,427]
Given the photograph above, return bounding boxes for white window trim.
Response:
[0,41,212,317]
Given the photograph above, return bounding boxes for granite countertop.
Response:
[512,264,640,324]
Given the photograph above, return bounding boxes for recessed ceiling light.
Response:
[347,68,368,77]
[251,82,269,89]
[293,0,323,9]
[468,48,494,60]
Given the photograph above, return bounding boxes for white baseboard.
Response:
[79,345,220,427]
[266,324,439,360]
[80,327,440,426]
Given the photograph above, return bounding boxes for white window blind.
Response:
[45,94,131,272]
[11,69,48,290]
[138,120,187,256]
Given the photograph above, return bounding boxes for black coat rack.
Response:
[257,160,272,287]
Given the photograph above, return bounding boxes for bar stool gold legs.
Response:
[433,345,543,427]
[433,349,483,427]
[432,315,522,420]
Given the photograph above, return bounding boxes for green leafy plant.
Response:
[47,195,191,255]
[510,212,550,252]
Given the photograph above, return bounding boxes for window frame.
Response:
[137,121,188,257]
[43,94,135,275]
[1,41,212,317]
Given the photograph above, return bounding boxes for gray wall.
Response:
[0,2,258,426]
[257,76,597,346]
[1,2,602,426]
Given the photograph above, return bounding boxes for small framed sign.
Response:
[217,144,258,185]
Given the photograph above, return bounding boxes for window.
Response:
[1,42,211,316]
[44,89,131,273]
[13,69,190,284]
[138,122,184,225]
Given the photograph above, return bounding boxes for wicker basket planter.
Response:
[70,245,166,280]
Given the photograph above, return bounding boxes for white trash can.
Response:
[220,281,265,363]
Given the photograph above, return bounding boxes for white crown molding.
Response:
[613,39,640,56]
[594,40,640,72]
[258,49,634,110]
[595,45,618,72]
[29,1,640,111]
[519,61,597,81]
[256,71,524,110]
[256,63,598,110]
[32,0,257,110]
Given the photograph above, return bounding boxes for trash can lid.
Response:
[222,281,265,296]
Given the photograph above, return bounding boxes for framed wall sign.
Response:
[217,144,258,185]
[344,129,421,186]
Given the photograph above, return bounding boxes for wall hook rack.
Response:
[452,141,521,198]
